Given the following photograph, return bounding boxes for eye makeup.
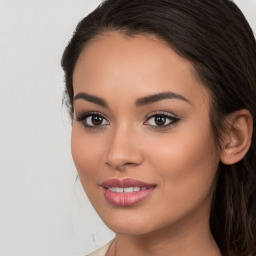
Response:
[75,109,180,132]
[75,111,110,130]
[144,111,180,130]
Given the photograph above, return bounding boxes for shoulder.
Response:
[86,240,114,256]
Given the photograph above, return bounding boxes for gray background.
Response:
[0,0,255,255]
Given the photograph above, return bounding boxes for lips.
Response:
[101,178,156,207]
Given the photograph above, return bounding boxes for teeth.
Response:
[124,187,133,192]
[108,187,148,193]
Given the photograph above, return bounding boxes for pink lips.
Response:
[101,178,156,207]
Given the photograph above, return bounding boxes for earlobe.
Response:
[220,109,253,165]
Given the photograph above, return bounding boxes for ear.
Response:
[220,109,253,165]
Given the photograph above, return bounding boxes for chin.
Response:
[98,208,171,236]
[106,220,156,236]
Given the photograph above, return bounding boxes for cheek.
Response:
[157,132,216,173]
[71,125,105,190]
[146,125,219,208]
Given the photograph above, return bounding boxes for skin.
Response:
[72,32,221,256]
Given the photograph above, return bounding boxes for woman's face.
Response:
[72,32,220,236]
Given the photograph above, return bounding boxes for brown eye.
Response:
[154,115,167,126]
[91,115,104,126]
[144,112,179,129]
[85,114,109,127]
[76,112,109,128]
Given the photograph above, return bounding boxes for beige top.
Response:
[86,240,114,256]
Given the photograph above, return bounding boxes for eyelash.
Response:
[75,111,180,130]
[144,111,179,130]
[75,112,109,130]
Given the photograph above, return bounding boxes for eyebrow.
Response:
[73,91,190,108]
[73,92,109,108]
[135,91,190,106]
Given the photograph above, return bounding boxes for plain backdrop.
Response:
[0,0,255,255]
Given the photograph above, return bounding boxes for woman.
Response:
[61,0,256,255]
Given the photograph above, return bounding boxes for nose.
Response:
[105,126,144,170]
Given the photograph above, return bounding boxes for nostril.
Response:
[105,155,143,170]
[105,134,144,169]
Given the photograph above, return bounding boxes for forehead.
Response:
[73,32,209,106]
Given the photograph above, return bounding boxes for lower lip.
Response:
[103,188,155,207]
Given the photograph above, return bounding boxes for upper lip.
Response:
[101,178,156,188]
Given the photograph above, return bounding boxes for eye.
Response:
[75,112,109,128]
[144,112,179,128]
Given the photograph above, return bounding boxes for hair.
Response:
[61,0,256,255]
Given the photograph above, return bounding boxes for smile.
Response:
[101,178,156,207]
[108,187,147,193]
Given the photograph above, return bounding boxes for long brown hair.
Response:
[61,0,256,255]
